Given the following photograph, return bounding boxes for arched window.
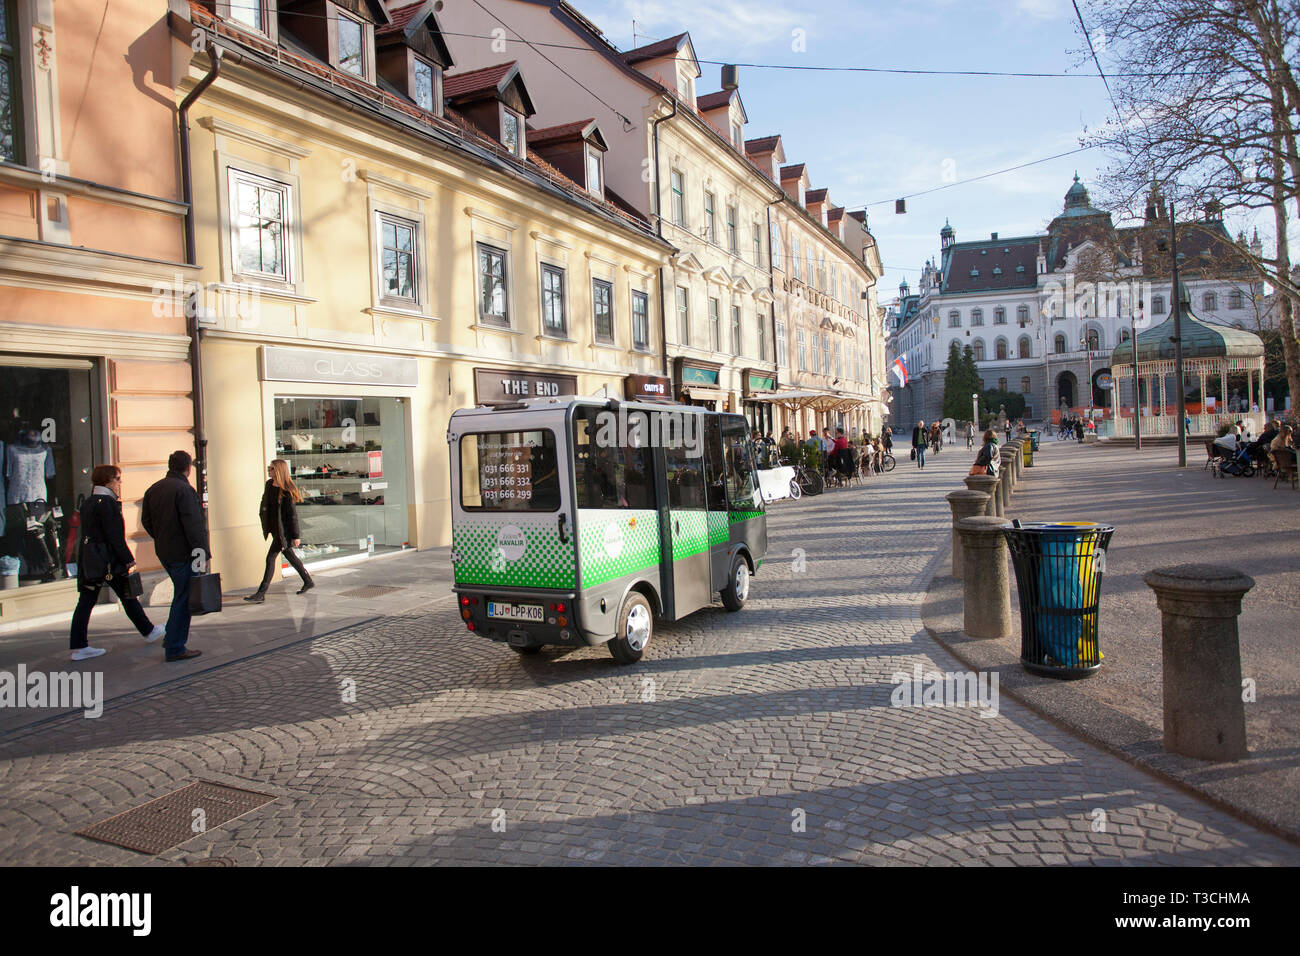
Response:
[995,337,1008,360]
[993,308,1006,325]
[972,338,985,361]
[1016,305,1028,325]
[1086,327,1101,351]
[1054,333,1066,354]
[998,377,1008,392]
[1152,295,1165,315]
[1119,328,1130,343]
[1203,291,1217,311]
[948,310,961,328]
[1018,335,1031,358]
[971,309,984,326]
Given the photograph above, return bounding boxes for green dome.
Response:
[1112,286,1264,364]
[1064,173,1090,208]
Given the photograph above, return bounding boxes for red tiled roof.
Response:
[847,210,866,222]
[528,118,597,146]
[443,62,516,100]
[805,187,828,204]
[622,32,689,65]
[378,1,424,36]
[779,163,806,181]
[745,135,781,153]
[696,90,733,112]
[827,207,845,221]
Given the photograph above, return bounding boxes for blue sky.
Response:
[566,0,1271,302]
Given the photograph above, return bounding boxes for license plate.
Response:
[487,601,544,622]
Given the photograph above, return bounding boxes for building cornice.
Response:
[0,237,200,298]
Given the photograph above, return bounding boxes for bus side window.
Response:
[573,407,656,510]
[722,417,758,510]
[665,439,705,509]
[703,414,727,511]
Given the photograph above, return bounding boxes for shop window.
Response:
[592,278,614,344]
[477,243,509,326]
[572,409,654,510]
[631,290,650,351]
[0,0,22,163]
[230,168,292,283]
[0,360,101,590]
[541,264,566,337]
[459,427,558,512]
[378,213,418,307]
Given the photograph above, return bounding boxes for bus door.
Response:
[703,413,731,592]
[722,415,767,562]
[571,406,661,641]
[661,411,710,619]
[450,410,574,591]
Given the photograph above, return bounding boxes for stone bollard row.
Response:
[963,474,999,517]
[998,452,1013,513]
[957,516,1014,639]
[946,490,991,579]
[1144,564,1254,762]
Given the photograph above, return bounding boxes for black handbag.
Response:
[78,535,112,588]
[910,447,916,460]
[125,571,144,599]
[189,572,223,615]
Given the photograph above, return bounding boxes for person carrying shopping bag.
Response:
[244,460,314,603]
[68,465,165,660]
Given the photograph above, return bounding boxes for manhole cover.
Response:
[338,585,404,599]
[76,782,276,855]
[186,856,237,867]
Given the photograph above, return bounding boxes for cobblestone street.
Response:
[2,446,1297,866]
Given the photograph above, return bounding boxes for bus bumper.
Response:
[451,586,590,649]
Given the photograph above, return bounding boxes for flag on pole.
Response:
[892,355,909,386]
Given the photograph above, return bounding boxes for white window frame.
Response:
[592,277,615,345]
[332,6,371,82]
[227,166,296,290]
[708,296,721,351]
[585,145,604,199]
[796,328,807,371]
[670,169,686,227]
[411,54,442,116]
[704,191,717,244]
[676,285,690,345]
[731,303,742,356]
[374,209,423,311]
[631,288,651,352]
[726,203,738,255]
[500,105,525,158]
[776,320,787,368]
[219,0,278,40]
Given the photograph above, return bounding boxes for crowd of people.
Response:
[1213,418,1298,475]
[757,424,897,482]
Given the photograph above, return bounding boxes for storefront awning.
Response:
[747,390,866,413]
[682,386,727,402]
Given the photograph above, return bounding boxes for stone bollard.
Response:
[1143,565,1254,762]
[946,490,991,579]
[957,516,1014,639]
[1010,441,1023,485]
[964,475,1000,517]
[1013,441,1024,483]
[998,453,1013,511]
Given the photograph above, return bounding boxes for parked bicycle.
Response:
[780,455,824,496]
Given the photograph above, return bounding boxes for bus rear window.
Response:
[459,430,560,511]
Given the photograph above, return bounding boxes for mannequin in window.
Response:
[4,425,60,581]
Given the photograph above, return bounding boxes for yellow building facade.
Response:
[178,3,670,590]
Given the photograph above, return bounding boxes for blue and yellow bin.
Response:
[1003,522,1114,679]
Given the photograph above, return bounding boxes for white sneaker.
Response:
[70,647,107,661]
[145,625,165,644]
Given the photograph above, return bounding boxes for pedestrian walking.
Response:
[68,464,166,661]
[912,420,927,469]
[966,422,975,450]
[245,459,314,603]
[140,450,207,662]
[882,426,893,454]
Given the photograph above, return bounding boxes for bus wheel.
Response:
[609,592,653,665]
[510,645,542,655]
[721,554,750,612]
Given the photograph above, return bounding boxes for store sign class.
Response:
[261,346,419,387]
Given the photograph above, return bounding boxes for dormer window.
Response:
[677,71,693,104]
[585,145,603,199]
[732,122,742,148]
[413,57,441,114]
[337,11,366,77]
[501,107,524,157]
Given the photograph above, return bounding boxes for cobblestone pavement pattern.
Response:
[2,446,1297,865]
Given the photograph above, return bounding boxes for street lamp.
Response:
[972,392,979,429]
[1079,331,1094,421]
[1154,201,1188,467]
[1132,300,1143,451]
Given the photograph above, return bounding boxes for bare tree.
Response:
[1078,0,1300,403]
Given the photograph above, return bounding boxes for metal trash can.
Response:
[1022,441,1034,467]
[1004,522,1114,679]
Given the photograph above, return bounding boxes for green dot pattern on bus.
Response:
[728,509,764,525]
[672,511,708,561]
[577,509,661,588]
[707,511,729,548]
[452,519,576,589]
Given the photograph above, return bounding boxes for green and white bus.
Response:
[449,396,768,663]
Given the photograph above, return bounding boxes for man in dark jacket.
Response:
[141,450,207,662]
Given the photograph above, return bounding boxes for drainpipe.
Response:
[651,96,678,380]
[178,46,223,545]
[764,196,783,435]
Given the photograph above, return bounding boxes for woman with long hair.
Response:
[244,459,314,603]
[971,429,1001,477]
[68,464,166,660]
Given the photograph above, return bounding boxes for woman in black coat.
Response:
[68,464,164,660]
[244,459,314,603]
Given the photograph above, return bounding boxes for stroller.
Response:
[1215,444,1256,477]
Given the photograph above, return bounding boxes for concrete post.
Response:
[946,490,991,579]
[964,475,1000,517]
[1143,565,1254,762]
[998,451,1013,511]
[957,516,1014,639]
